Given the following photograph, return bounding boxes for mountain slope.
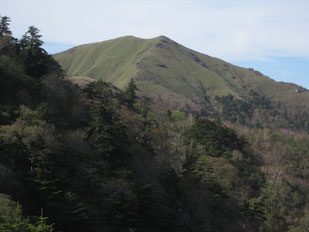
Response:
[54,36,159,87]
[54,36,309,130]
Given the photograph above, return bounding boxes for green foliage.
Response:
[170,110,185,122]
[19,26,60,78]
[182,118,266,230]
[215,92,274,126]
[186,118,246,154]
[120,78,138,109]
[0,205,53,232]
[261,178,301,232]
[3,16,309,232]
[86,81,129,167]
[19,26,47,78]
[0,16,12,37]
[88,104,128,163]
[289,212,309,232]
[216,94,252,124]
[84,80,114,101]
[0,194,16,218]
[40,74,83,128]
[0,54,39,113]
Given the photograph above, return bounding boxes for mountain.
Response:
[54,36,309,130]
[3,20,309,231]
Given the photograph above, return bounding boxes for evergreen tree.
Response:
[0,205,54,232]
[0,16,17,55]
[0,16,12,37]
[19,26,49,78]
[88,98,128,166]
[20,26,43,48]
[120,78,138,109]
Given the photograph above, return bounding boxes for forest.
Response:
[1,16,309,232]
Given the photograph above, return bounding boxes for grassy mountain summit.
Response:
[54,36,159,87]
[3,15,309,231]
[54,35,309,130]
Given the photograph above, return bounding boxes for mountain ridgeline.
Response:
[54,35,309,131]
[3,15,309,232]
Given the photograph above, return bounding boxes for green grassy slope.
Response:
[54,35,309,128]
[54,36,161,88]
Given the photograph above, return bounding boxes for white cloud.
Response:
[1,0,309,61]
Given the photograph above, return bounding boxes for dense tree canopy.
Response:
[1,15,309,232]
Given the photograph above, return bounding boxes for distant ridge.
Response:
[54,35,309,130]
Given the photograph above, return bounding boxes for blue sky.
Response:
[235,57,309,88]
[2,0,309,88]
